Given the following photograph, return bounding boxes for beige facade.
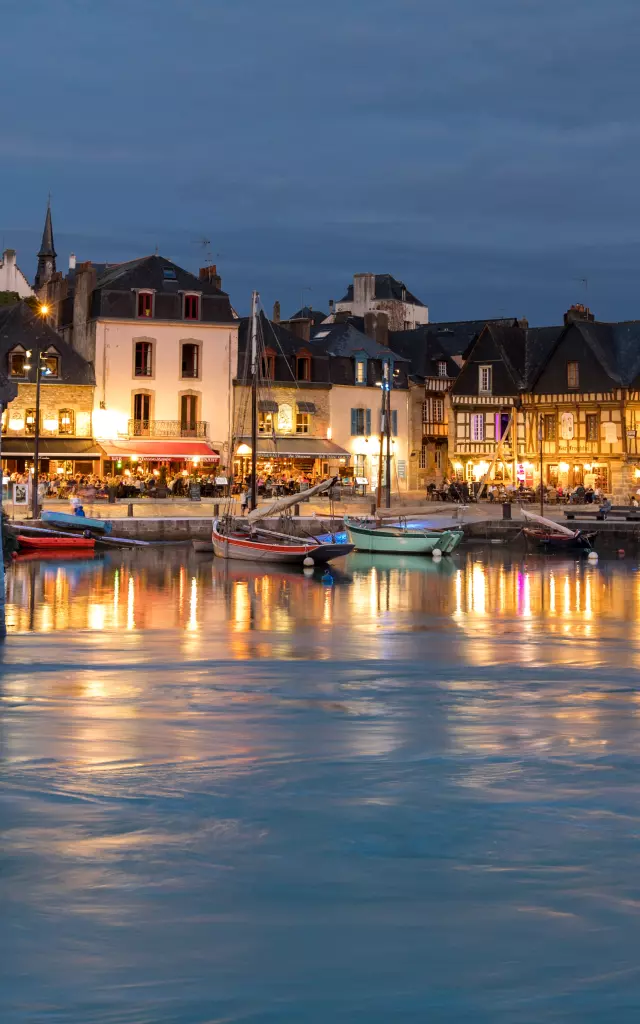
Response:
[329,384,410,492]
[409,377,450,490]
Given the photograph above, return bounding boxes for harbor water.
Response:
[3,548,640,1021]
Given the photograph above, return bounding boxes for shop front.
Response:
[516,460,611,491]
[98,439,220,482]
[233,436,350,490]
[2,438,104,477]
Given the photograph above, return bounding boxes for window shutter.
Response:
[391,411,398,436]
[351,408,357,436]
[365,409,371,436]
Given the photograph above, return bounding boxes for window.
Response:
[25,408,36,435]
[434,448,442,471]
[42,348,59,377]
[432,397,444,422]
[133,393,151,434]
[59,409,74,435]
[354,454,366,476]
[350,408,371,436]
[471,413,484,441]
[180,394,198,435]
[296,356,310,381]
[181,343,199,378]
[437,361,447,377]
[544,414,557,441]
[163,267,177,280]
[355,359,366,385]
[184,294,200,320]
[134,340,153,377]
[258,411,273,434]
[296,412,310,434]
[479,365,492,394]
[567,361,579,389]
[9,349,27,378]
[137,292,153,318]
[261,354,275,380]
[586,413,599,441]
[419,446,428,469]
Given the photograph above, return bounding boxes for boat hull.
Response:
[523,528,595,551]
[42,510,113,534]
[345,521,439,554]
[18,535,95,551]
[212,523,353,564]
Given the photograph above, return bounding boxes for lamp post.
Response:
[25,304,50,521]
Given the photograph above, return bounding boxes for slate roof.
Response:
[529,320,640,389]
[338,274,426,307]
[288,306,327,326]
[0,302,95,385]
[238,312,310,357]
[94,255,226,297]
[523,326,564,387]
[310,321,409,362]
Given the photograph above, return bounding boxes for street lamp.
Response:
[26,304,51,520]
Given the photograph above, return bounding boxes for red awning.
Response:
[99,440,219,461]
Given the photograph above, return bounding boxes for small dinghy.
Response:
[521,509,595,552]
[18,535,96,551]
[344,516,462,555]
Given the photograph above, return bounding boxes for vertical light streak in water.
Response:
[498,567,506,614]
[522,572,531,618]
[179,565,185,618]
[127,574,135,630]
[322,587,333,625]
[564,575,571,617]
[232,581,250,631]
[472,563,486,615]
[585,573,593,624]
[576,578,581,614]
[113,569,120,629]
[549,572,556,614]
[188,576,198,631]
[454,569,463,618]
[369,567,378,615]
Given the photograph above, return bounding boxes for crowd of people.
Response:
[429,477,608,504]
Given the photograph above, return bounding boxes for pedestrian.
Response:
[240,488,248,515]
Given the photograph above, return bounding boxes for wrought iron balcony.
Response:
[128,419,209,438]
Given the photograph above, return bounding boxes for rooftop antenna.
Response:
[192,237,215,265]
[301,286,312,312]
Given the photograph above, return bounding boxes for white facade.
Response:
[330,384,410,492]
[0,250,34,298]
[334,273,428,330]
[91,319,238,464]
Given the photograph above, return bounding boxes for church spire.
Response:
[35,197,57,291]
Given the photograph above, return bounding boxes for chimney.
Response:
[72,261,97,362]
[69,253,76,270]
[287,319,311,342]
[517,316,529,329]
[199,264,222,289]
[564,303,595,325]
[353,273,376,311]
[273,300,281,323]
[364,310,389,347]
[3,248,16,267]
[328,298,334,315]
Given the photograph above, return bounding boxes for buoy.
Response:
[618,548,626,558]
[322,570,334,586]
[432,548,442,559]
[303,556,314,567]
[587,550,598,562]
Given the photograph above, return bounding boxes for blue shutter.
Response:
[350,408,357,436]
[391,410,398,436]
[365,409,371,436]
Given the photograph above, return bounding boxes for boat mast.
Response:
[250,291,259,511]
[384,358,392,509]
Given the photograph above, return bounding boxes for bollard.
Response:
[294,503,300,516]
[371,500,377,515]
[108,487,116,504]
[127,503,134,517]
[502,501,512,520]
[213,503,220,517]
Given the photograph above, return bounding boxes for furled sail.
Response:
[521,508,576,537]
[245,477,337,524]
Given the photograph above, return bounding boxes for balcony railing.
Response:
[128,419,209,438]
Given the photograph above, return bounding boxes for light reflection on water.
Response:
[4,549,640,1021]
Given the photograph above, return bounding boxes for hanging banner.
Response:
[602,421,618,444]
[560,412,574,440]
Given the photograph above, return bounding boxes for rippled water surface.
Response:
[3,548,640,1022]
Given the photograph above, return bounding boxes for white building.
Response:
[333,273,428,331]
[0,249,34,298]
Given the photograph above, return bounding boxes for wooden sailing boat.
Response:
[521,508,596,551]
[212,292,354,565]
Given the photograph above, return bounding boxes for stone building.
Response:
[0,301,97,474]
[333,273,429,331]
[0,249,34,299]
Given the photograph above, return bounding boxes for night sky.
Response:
[3,0,639,324]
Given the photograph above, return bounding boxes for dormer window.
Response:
[42,347,60,377]
[437,361,447,377]
[163,267,177,280]
[261,352,275,380]
[183,294,200,320]
[355,358,367,385]
[479,365,492,394]
[296,354,311,381]
[9,347,27,378]
[137,292,153,318]
[567,361,579,389]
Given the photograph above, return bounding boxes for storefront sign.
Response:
[397,460,407,479]
[215,476,228,485]
[627,430,636,438]
[13,482,29,506]
[189,484,201,502]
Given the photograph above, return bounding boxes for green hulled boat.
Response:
[344,516,463,556]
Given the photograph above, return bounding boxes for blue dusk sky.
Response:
[2,0,639,324]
